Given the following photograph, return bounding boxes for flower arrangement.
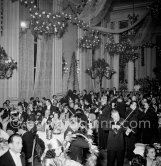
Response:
[86,58,115,93]
[79,31,101,49]
[105,40,139,64]
[41,120,99,166]
[0,46,17,79]
[20,0,89,37]
[62,132,99,166]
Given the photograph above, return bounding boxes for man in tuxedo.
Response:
[105,110,131,166]
[0,133,26,166]
[43,99,59,116]
[98,95,111,150]
[17,103,28,122]
[125,101,140,163]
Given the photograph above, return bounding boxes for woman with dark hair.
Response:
[131,144,161,166]
[144,144,161,166]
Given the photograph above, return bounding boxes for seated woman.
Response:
[131,144,161,166]
[144,144,161,166]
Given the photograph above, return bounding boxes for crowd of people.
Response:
[0,86,161,166]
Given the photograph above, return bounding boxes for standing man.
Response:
[105,110,131,166]
[125,101,140,163]
[0,133,26,166]
[98,95,111,150]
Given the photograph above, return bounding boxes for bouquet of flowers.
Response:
[0,46,17,79]
[41,128,99,166]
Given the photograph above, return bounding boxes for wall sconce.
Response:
[20,20,30,33]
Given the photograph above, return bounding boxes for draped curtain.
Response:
[0,0,19,106]
[18,1,35,101]
[133,14,153,46]
[78,0,111,26]
[33,36,53,99]
[19,30,34,100]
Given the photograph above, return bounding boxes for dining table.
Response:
[37,130,64,148]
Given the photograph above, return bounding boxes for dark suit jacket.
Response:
[116,101,126,119]
[43,105,59,115]
[103,118,125,151]
[98,104,111,149]
[22,131,35,160]
[0,150,26,166]
[20,111,28,122]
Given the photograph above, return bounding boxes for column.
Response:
[51,0,62,95]
[151,36,156,78]
[77,27,85,92]
[113,53,119,90]
[146,48,152,78]
[127,61,134,91]
[135,59,139,80]
[106,51,111,89]
[112,22,119,90]
[151,47,156,78]
[101,19,110,89]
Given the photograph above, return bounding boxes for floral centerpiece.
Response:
[0,46,17,79]
[41,121,99,166]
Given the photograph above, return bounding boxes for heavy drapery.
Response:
[19,30,34,100]
[19,2,34,101]
[78,0,112,26]
[91,11,149,34]
[33,36,53,99]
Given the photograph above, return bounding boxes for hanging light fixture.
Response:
[128,0,138,25]
[127,0,139,40]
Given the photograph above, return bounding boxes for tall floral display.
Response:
[0,46,17,79]
[86,58,115,93]
[67,52,79,92]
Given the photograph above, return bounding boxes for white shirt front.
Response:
[9,150,22,166]
[47,105,51,110]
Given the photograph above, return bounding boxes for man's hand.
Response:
[125,127,132,135]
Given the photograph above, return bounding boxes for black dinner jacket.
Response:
[0,150,26,166]
[43,105,59,115]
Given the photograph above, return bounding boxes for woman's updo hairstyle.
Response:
[144,144,156,158]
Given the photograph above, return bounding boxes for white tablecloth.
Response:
[37,131,64,149]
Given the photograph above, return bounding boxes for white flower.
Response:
[5,60,9,63]
[8,59,12,63]
[87,129,93,135]
[88,138,93,145]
